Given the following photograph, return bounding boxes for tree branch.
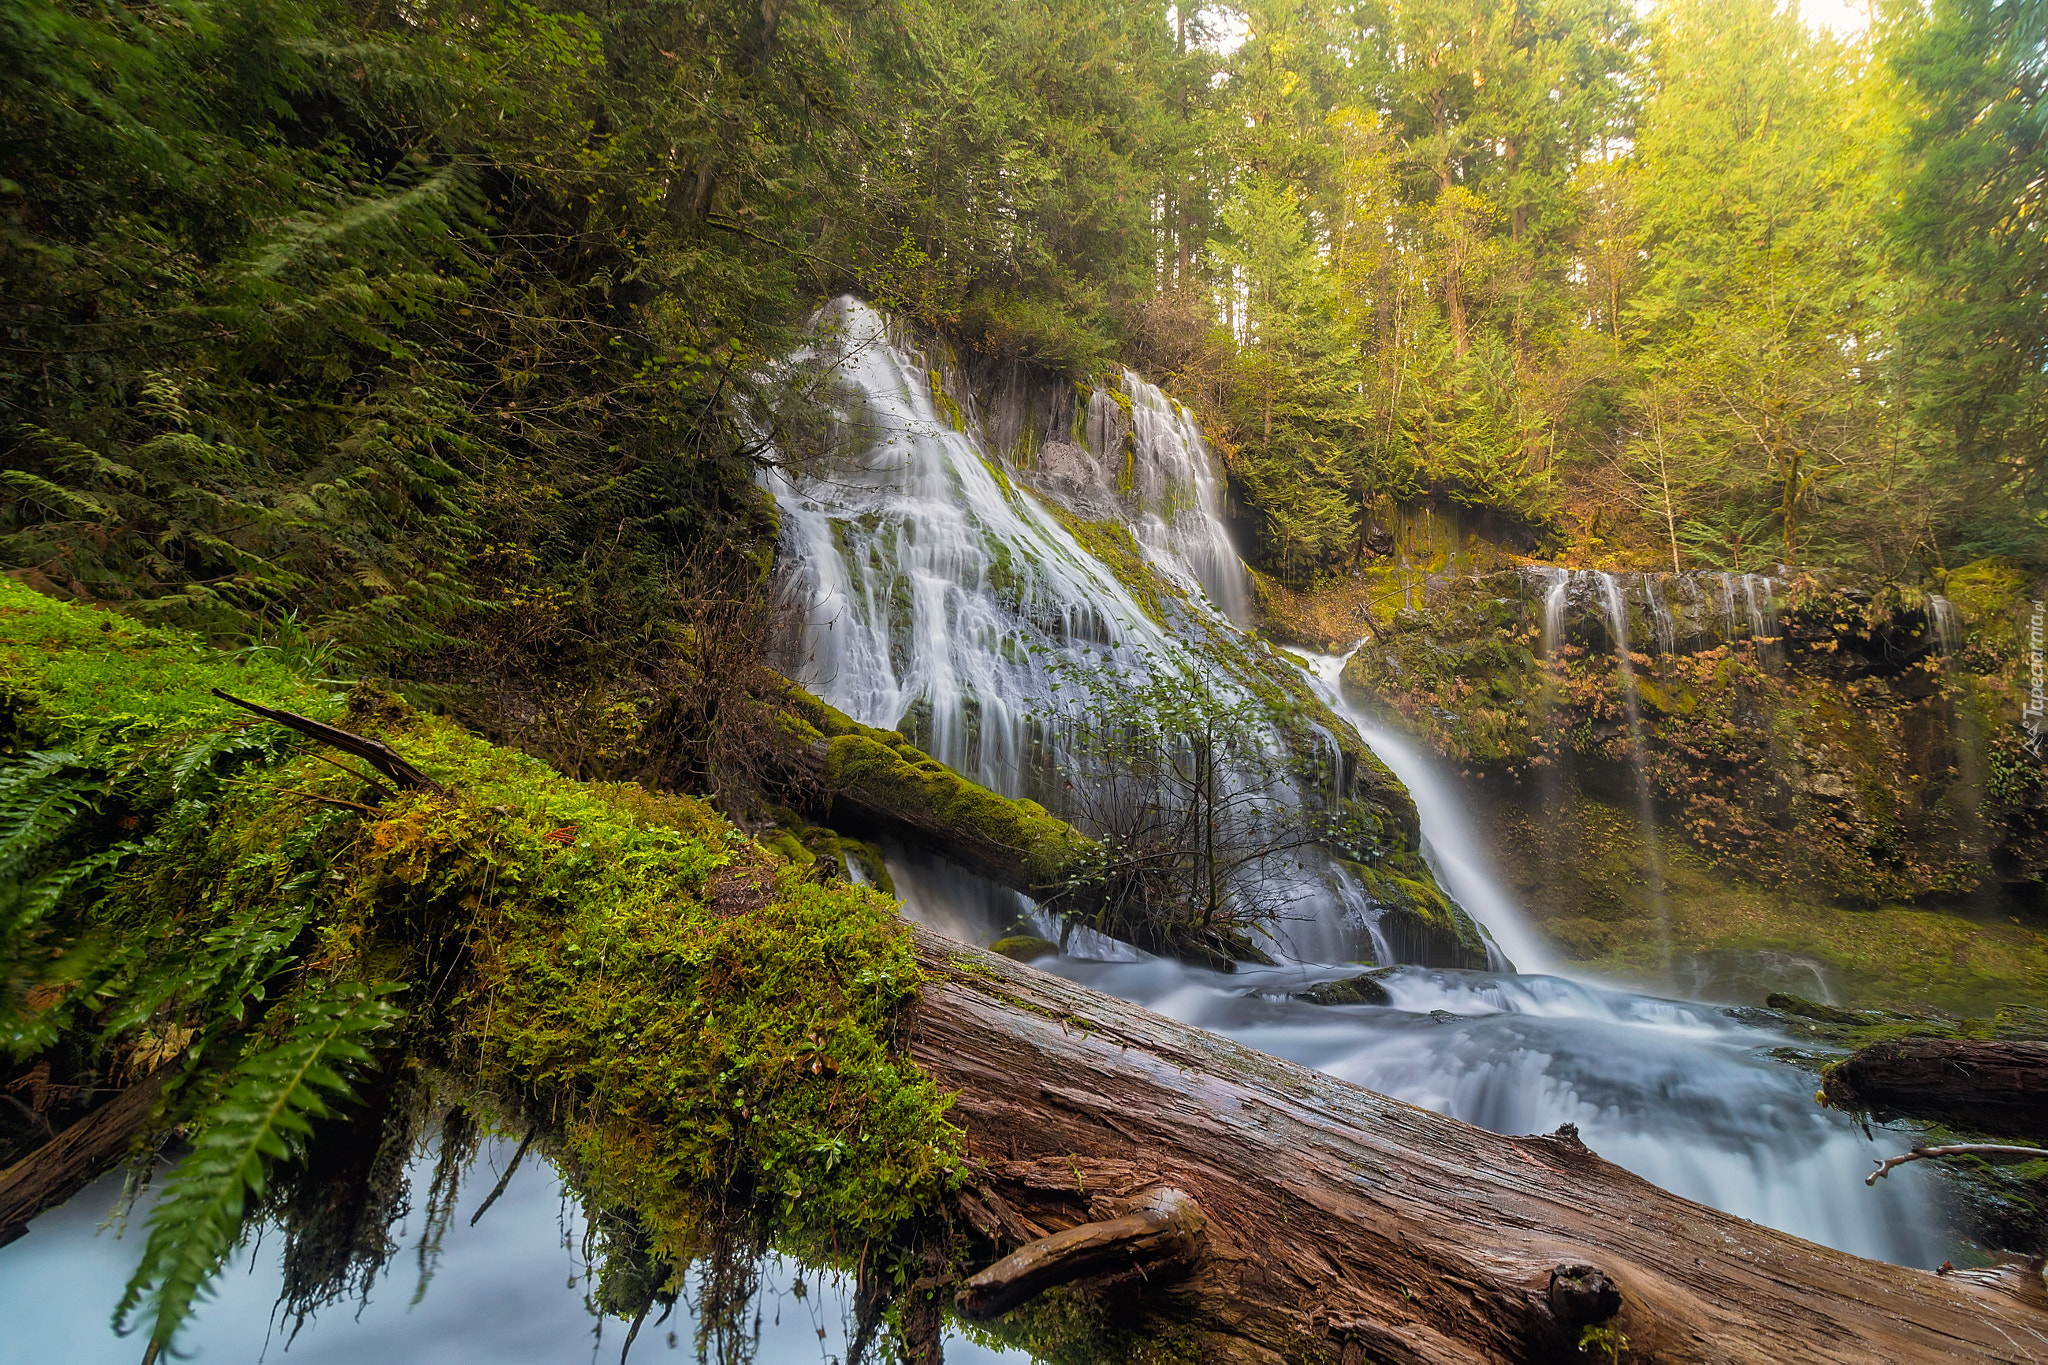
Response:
[1866,1144,2048,1186]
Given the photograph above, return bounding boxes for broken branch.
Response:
[955,1184,1204,1321]
[211,690,446,796]
[1867,1144,2048,1186]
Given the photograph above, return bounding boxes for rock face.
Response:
[1332,561,2048,915]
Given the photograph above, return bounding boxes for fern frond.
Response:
[114,981,406,1352]
[0,839,151,940]
[0,752,102,883]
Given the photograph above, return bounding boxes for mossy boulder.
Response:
[990,935,1061,962]
[1352,859,1494,971]
[1296,972,1395,1006]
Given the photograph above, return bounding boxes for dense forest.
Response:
[6,0,2044,697]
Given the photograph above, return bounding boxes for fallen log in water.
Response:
[908,926,2048,1363]
[1821,1038,2048,1140]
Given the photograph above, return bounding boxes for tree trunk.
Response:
[1822,1039,2048,1141]
[910,926,2048,1363]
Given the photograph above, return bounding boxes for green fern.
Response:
[114,981,406,1353]
[0,751,98,875]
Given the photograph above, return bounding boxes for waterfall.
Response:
[1298,651,1554,975]
[1537,565,1571,658]
[766,299,1364,963]
[767,299,1188,799]
[1117,375,1252,623]
[1642,572,1677,655]
[766,302,1943,1267]
[1928,593,1959,654]
[1595,572,1671,981]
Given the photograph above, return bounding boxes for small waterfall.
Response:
[1529,566,1574,929]
[1299,651,1553,975]
[1595,572,1671,981]
[1538,566,1571,658]
[1117,375,1252,622]
[1928,593,1959,654]
[1715,571,1741,641]
[1642,572,1677,655]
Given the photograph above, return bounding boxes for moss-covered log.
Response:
[777,686,1089,899]
[913,928,2048,1363]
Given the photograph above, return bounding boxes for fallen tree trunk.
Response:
[908,926,2048,1363]
[0,1064,172,1247]
[1821,1039,2048,1140]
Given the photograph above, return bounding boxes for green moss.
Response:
[1037,502,1173,627]
[0,579,965,1274]
[1352,860,1490,968]
[789,685,1094,891]
[928,369,965,432]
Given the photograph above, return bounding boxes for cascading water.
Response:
[1595,573,1672,979]
[767,300,1193,799]
[771,300,1944,1266]
[766,299,1355,961]
[1929,592,1959,654]
[1642,572,1678,655]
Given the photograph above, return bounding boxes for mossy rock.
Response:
[1351,858,1492,970]
[990,935,1060,962]
[1296,972,1394,1006]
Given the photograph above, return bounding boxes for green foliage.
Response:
[115,982,406,1353]
[0,581,962,1338]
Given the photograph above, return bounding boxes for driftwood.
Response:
[0,1064,172,1246]
[1869,1144,2048,1185]
[956,1184,1205,1320]
[909,925,2048,1363]
[1821,1038,2048,1139]
[211,690,448,796]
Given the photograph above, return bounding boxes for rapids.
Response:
[779,298,1946,1268]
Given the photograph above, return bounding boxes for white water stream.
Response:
[783,299,1945,1268]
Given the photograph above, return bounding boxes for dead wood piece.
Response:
[955,1185,1205,1321]
[910,923,2048,1362]
[211,690,447,796]
[1821,1038,2048,1139]
[0,1064,174,1245]
[1867,1143,2048,1185]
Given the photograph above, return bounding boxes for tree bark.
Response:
[1822,1039,2048,1140]
[909,926,2048,1363]
[0,1064,171,1247]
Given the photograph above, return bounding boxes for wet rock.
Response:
[990,936,1061,963]
[1295,973,1393,1006]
